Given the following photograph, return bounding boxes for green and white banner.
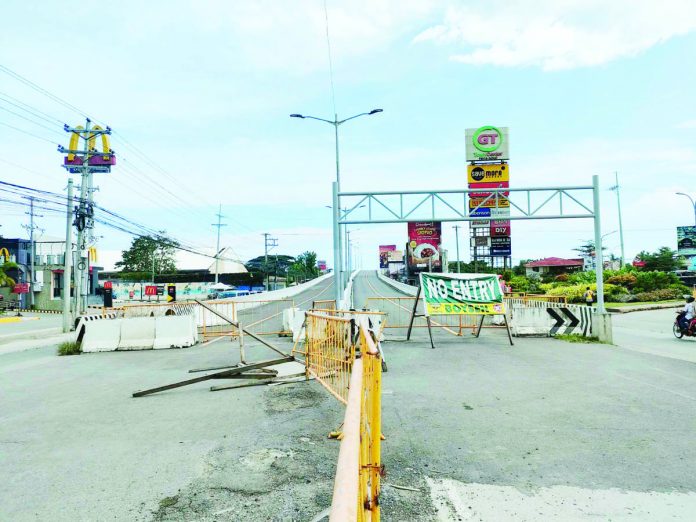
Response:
[419,272,505,316]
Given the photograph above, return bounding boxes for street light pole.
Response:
[453,225,462,273]
[676,192,696,226]
[290,109,383,305]
[610,172,625,268]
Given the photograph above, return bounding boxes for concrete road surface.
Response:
[1,271,695,521]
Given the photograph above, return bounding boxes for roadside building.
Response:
[0,237,102,310]
[524,257,583,278]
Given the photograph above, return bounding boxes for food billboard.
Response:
[407,222,442,272]
[677,226,696,256]
[379,245,396,268]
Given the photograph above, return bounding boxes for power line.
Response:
[0,120,59,144]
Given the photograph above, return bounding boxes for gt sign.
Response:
[467,164,509,184]
[465,126,510,161]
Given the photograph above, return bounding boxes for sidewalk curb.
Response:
[606,303,682,314]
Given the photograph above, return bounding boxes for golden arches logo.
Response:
[0,248,9,262]
[67,126,83,161]
[88,247,97,262]
[88,125,111,160]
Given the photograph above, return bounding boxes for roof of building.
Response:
[525,257,584,268]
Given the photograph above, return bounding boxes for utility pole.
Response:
[22,197,42,309]
[263,233,278,291]
[61,119,114,315]
[453,225,462,273]
[62,179,74,332]
[211,204,227,283]
[609,172,625,268]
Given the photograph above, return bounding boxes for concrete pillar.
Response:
[591,312,613,343]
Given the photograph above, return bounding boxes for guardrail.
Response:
[330,322,382,521]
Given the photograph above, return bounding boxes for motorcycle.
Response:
[673,311,696,339]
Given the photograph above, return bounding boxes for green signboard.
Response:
[419,272,505,316]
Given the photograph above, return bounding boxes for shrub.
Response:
[544,283,624,303]
[633,271,680,293]
[633,288,684,302]
[554,273,569,282]
[606,273,637,287]
[567,270,596,285]
[57,341,81,356]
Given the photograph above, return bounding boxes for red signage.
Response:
[12,283,30,294]
[145,285,158,296]
[103,281,113,290]
[491,220,511,237]
[469,181,510,199]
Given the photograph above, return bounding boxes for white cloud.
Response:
[415,0,696,70]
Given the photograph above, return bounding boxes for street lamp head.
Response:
[368,109,383,115]
[290,114,305,118]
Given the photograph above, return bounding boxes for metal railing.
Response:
[305,311,356,404]
[313,299,337,311]
[331,322,382,521]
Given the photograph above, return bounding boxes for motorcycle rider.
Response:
[679,296,695,332]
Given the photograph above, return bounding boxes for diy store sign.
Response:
[491,220,511,237]
[419,272,505,316]
[465,126,510,162]
[467,163,509,184]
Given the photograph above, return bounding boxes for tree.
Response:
[573,240,606,258]
[0,261,18,287]
[115,235,178,274]
[636,247,681,272]
[288,251,319,283]
[245,255,295,275]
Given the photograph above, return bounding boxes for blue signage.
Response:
[469,207,491,218]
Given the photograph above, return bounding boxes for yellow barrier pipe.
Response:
[330,358,363,522]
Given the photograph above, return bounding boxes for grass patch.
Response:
[604,300,682,308]
[57,341,82,356]
[159,495,178,509]
[554,334,603,344]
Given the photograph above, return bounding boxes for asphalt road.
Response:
[2,271,695,521]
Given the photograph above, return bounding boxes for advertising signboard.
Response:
[419,272,505,315]
[491,236,512,255]
[407,222,442,272]
[12,282,29,294]
[677,226,696,256]
[379,245,397,268]
[465,126,510,161]
[490,208,510,219]
[469,207,491,218]
[470,237,491,247]
[467,164,509,184]
[469,197,510,209]
[491,220,511,237]
[389,250,403,263]
[470,220,491,228]
[317,260,327,271]
[145,285,158,296]
[469,182,510,198]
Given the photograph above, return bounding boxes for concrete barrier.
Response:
[510,304,593,337]
[118,317,156,350]
[376,272,418,296]
[153,315,197,349]
[81,319,121,353]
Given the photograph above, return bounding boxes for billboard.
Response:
[469,197,510,208]
[465,127,510,162]
[491,236,512,255]
[317,260,327,271]
[491,220,511,237]
[677,226,696,256]
[379,245,396,268]
[470,220,491,228]
[467,164,509,184]
[470,236,491,247]
[419,273,505,315]
[407,222,442,272]
[469,182,510,198]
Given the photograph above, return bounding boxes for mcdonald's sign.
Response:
[0,248,9,263]
[63,124,116,174]
[88,247,97,262]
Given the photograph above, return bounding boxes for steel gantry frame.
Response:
[333,175,608,313]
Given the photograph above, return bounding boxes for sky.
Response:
[1,0,695,271]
